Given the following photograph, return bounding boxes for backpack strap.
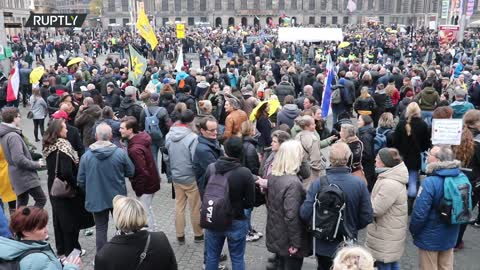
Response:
[143,107,152,118]
[152,107,162,117]
[135,232,151,270]
[18,248,51,262]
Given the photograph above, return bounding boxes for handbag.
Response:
[50,151,76,198]
[27,99,36,119]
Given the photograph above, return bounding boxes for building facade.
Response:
[100,0,480,28]
[1,0,30,36]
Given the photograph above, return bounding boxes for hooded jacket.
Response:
[165,125,198,185]
[204,157,255,220]
[366,162,408,263]
[409,160,461,251]
[0,237,78,270]
[74,104,102,147]
[450,100,475,119]
[78,141,135,212]
[127,132,161,196]
[117,97,143,121]
[0,123,42,195]
[415,87,440,111]
[277,104,300,129]
[275,81,295,103]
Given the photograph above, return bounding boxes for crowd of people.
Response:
[0,22,479,270]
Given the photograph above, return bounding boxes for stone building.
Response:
[99,0,480,28]
[1,0,30,36]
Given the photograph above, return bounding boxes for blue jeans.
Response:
[244,208,253,231]
[205,219,248,270]
[376,261,400,270]
[408,169,419,198]
[420,110,433,127]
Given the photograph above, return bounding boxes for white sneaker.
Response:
[246,232,260,242]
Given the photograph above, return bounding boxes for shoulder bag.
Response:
[135,233,151,270]
[50,150,76,198]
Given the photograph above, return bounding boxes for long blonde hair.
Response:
[405,102,421,136]
[359,87,370,99]
[271,140,304,176]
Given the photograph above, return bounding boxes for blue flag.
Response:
[321,56,334,117]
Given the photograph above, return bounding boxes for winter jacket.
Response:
[366,162,408,263]
[117,97,143,122]
[193,136,223,197]
[223,109,248,139]
[393,117,430,170]
[74,104,102,147]
[300,167,373,257]
[277,104,300,129]
[266,175,311,258]
[204,157,255,220]
[354,96,376,115]
[296,130,325,176]
[29,96,47,119]
[94,230,177,270]
[0,123,42,195]
[339,78,356,105]
[194,81,210,99]
[415,87,440,111]
[275,81,295,104]
[358,126,376,189]
[450,100,475,119]
[396,97,413,118]
[165,124,198,185]
[409,160,462,251]
[47,94,60,115]
[0,237,78,270]
[242,136,260,175]
[256,115,272,148]
[104,90,122,112]
[176,92,197,114]
[127,132,161,197]
[78,141,135,212]
[139,105,170,144]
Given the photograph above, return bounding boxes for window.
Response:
[121,0,128,12]
[368,0,373,9]
[320,16,326,24]
[200,0,206,11]
[396,0,401,12]
[228,0,234,9]
[108,0,115,12]
[279,0,285,9]
[109,18,116,24]
[309,16,315,24]
[122,18,129,26]
[343,16,349,24]
[379,16,384,23]
[200,17,207,22]
[187,0,194,10]
[291,0,297,10]
[266,0,272,9]
[162,0,168,11]
[321,0,327,9]
[357,0,363,10]
[309,0,315,9]
[332,16,338,24]
[254,0,260,9]
[175,0,181,11]
[241,0,247,9]
[332,0,338,10]
[379,0,385,11]
[188,17,194,25]
[162,18,169,25]
[432,0,438,12]
[215,0,222,9]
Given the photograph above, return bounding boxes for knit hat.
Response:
[378,148,401,168]
[125,86,138,96]
[223,137,243,159]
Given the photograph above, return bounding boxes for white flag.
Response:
[347,0,357,12]
[175,47,184,72]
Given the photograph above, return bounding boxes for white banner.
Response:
[431,119,463,145]
[278,27,343,42]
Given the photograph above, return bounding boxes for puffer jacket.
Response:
[366,162,408,263]
[275,81,295,103]
[266,175,311,257]
[415,87,440,111]
[409,160,461,251]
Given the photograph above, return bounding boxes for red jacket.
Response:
[127,132,161,196]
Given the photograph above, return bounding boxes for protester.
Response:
[77,123,135,251]
[74,97,102,147]
[29,87,48,142]
[94,195,177,270]
[0,108,47,208]
[223,98,248,140]
[276,95,300,128]
[339,123,367,185]
[357,115,376,190]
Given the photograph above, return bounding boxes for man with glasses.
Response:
[0,108,47,208]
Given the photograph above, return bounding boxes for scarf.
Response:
[43,138,79,165]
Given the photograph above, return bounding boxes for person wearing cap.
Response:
[440,76,455,103]
[139,93,170,171]
[117,86,143,122]
[105,82,122,112]
[365,148,408,270]
[449,88,475,119]
[40,77,52,101]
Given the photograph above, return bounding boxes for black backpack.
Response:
[0,249,49,270]
[311,176,353,242]
[200,164,233,232]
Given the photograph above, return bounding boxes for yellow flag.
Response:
[136,8,158,50]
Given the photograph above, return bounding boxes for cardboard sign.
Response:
[176,23,185,39]
[431,119,463,145]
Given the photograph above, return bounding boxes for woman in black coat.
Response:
[95,195,177,270]
[393,102,430,200]
[357,115,377,191]
[372,84,388,127]
[339,123,366,185]
[42,119,94,258]
[254,102,273,150]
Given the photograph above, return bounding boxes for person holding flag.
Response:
[128,45,147,87]
[136,7,158,51]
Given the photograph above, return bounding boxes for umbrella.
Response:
[338,41,351,49]
[249,99,281,122]
[67,57,84,66]
[29,66,45,84]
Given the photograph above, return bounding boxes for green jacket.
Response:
[415,87,440,111]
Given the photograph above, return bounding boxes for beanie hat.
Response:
[378,148,401,168]
[224,137,243,159]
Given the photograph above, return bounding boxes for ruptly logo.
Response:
[25,14,87,28]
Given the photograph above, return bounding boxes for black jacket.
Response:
[193,136,223,197]
[94,230,177,270]
[275,81,295,103]
[358,126,376,190]
[105,89,122,112]
[205,157,255,220]
[176,92,197,114]
[117,97,143,121]
[393,117,430,170]
[242,136,260,175]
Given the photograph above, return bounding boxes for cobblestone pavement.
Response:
[7,53,479,270]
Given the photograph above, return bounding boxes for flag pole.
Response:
[129,0,135,35]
